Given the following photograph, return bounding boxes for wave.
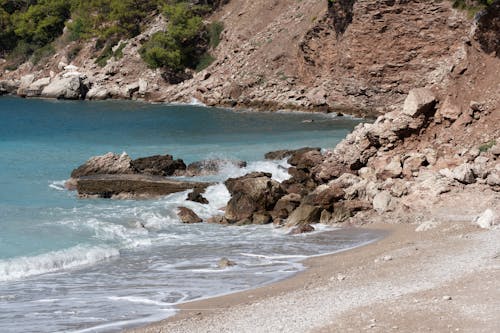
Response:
[0,245,119,281]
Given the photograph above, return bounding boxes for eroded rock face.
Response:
[224,172,284,224]
[131,154,186,176]
[41,75,90,100]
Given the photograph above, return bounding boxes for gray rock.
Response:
[71,152,135,178]
[373,191,392,213]
[41,76,89,100]
[87,85,110,100]
[402,88,437,118]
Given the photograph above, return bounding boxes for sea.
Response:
[0,96,380,332]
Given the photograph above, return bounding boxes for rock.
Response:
[86,85,110,100]
[287,148,324,169]
[224,172,283,224]
[472,156,490,179]
[402,88,437,118]
[76,174,212,199]
[286,204,321,227]
[358,167,377,181]
[124,82,139,98]
[138,78,148,94]
[372,191,392,213]
[402,153,427,178]
[415,220,440,232]
[17,74,35,96]
[374,156,402,180]
[320,209,332,224]
[490,143,500,156]
[302,183,345,210]
[252,212,271,225]
[473,209,498,229]
[271,193,301,219]
[289,224,315,235]
[438,97,462,121]
[41,76,89,100]
[486,170,500,187]
[217,257,236,268]
[439,163,475,184]
[185,159,246,176]
[187,188,209,204]
[71,152,135,178]
[20,77,51,97]
[177,207,203,223]
[331,200,371,223]
[0,79,19,95]
[206,215,228,224]
[131,154,186,176]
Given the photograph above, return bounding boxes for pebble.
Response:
[442,295,452,301]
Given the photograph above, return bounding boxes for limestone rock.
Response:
[402,88,437,118]
[86,85,110,100]
[71,152,135,178]
[373,191,392,213]
[374,156,402,180]
[41,76,89,100]
[473,209,498,229]
[438,97,462,121]
[402,153,427,178]
[439,163,476,184]
[177,207,203,223]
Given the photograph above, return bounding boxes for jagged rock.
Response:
[472,156,490,179]
[76,174,211,199]
[490,142,500,156]
[331,200,371,223]
[0,79,19,95]
[438,97,462,121]
[19,77,51,97]
[138,78,148,94]
[71,152,135,178]
[17,74,35,96]
[177,207,203,223]
[402,153,427,178]
[41,75,89,100]
[187,188,209,204]
[302,183,345,209]
[402,88,437,118]
[382,178,409,198]
[265,147,320,161]
[473,209,498,229]
[289,224,315,235]
[224,172,283,224]
[271,193,302,219]
[486,169,500,187]
[252,212,272,225]
[287,148,323,169]
[185,159,246,177]
[439,163,476,184]
[286,204,321,227]
[374,156,402,180]
[320,209,332,224]
[358,167,377,181]
[217,257,236,268]
[131,154,186,176]
[372,191,393,213]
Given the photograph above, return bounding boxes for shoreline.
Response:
[128,219,500,333]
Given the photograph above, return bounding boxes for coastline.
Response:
[128,219,500,333]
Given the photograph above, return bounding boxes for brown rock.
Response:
[217,257,236,268]
[271,193,302,219]
[185,159,247,177]
[402,88,437,118]
[286,204,321,227]
[131,154,186,176]
[71,152,135,178]
[177,207,203,223]
[187,188,209,204]
[289,224,315,235]
[402,153,427,178]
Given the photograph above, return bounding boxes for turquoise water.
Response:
[0,97,376,332]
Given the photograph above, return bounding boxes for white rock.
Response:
[403,88,437,118]
[64,64,78,71]
[416,220,441,232]
[440,163,475,184]
[473,209,498,229]
[373,191,392,213]
[138,78,148,94]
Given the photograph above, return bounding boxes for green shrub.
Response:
[31,43,55,65]
[479,140,496,152]
[195,53,215,71]
[208,21,224,49]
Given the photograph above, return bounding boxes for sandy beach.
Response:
[129,215,500,333]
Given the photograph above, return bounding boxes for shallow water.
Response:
[0,97,376,332]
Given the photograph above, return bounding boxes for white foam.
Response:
[49,180,66,191]
[189,97,206,106]
[0,245,119,281]
[108,296,173,306]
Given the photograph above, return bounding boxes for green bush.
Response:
[31,43,55,64]
[208,21,224,49]
[195,53,215,71]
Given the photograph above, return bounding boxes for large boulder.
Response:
[271,193,302,220]
[402,88,437,118]
[86,85,110,100]
[0,79,19,95]
[286,204,321,227]
[41,75,89,100]
[224,172,284,224]
[131,154,186,176]
[76,174,212,199]
[71,152,135,178]
[21,77,51,97]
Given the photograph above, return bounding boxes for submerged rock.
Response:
[289,224,315,235]
[217,257,236,268]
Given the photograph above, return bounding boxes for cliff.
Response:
[1,0,497,117]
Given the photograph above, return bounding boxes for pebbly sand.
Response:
[128,218,500,333]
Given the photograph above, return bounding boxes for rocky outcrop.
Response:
[185,159,247,177]
[223,172,284,224]
[71,152,135,178]
[131,155,186,176]
[76,174,211,199]
[41,75,90,100]
[187,188,209,204]
[0,79,19,95]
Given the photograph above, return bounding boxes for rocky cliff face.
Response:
[0,0,496,117]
